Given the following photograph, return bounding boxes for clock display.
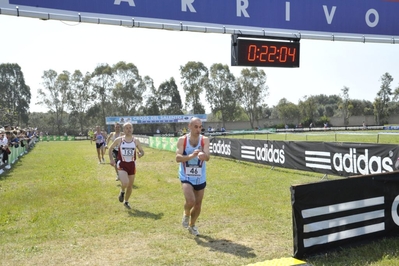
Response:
[231,38,300,68]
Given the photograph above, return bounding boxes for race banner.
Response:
[3,0,399,37]
[106,114,206,125]
[134,135,150,146]
[210,138,399,177]
[291,171,399,258]
[149,136,178,152]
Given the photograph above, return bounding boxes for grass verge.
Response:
[0,140,399,265]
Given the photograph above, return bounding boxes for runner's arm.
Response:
[135,139,145,158]
[198,137,210,161]
[175,137,200,163]
[105,132,113,147]
[108,137,121,163]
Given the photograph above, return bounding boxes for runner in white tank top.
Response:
[108,122,145,210]
[94,126,106,164]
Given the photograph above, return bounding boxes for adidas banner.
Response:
[209,138,399,177]
[291,172,399,258]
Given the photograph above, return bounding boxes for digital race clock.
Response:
[231,35,300,68]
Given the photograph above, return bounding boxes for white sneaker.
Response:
[124,201,132,210]
[188,226,199,236]
[5,165,11,170]
[182,214,190,228]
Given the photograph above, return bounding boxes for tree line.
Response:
[0,62,398,135]
[274,73,399,128]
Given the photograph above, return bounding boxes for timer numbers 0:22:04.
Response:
[234,38,300,67]
[247,44,297,64]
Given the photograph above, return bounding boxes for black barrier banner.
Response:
[209,138,399,177]
[291,172,399,258]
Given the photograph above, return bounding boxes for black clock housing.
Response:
[231,35,300,68]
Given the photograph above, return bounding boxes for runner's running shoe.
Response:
[118,191,125,203]
[124,201,131,210]
[188,226,199,236]
[182,214,190,228]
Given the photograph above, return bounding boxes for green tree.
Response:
[393,82,399,102]
[374,72,393,125]
[91,64,115,129]
[37,70,70,135]
[311,94,340,117]
[86,104,103,130]
[0,63,31,126]
[276,98,300,125]
[349,99,373,116]
[390,80,399,116]
[142,77,183,133]
[140,76,160,133]
[298,95,318,125]
[204,63,237,127]
[338,86,352,126]
[69,70,93,134]
[56,71,71,133]
[143,77,159,115]
[158,77,183,115]
[180,61,208,114]
[28,112,52,133]
[112,61,146,116]
[236,67,269,129]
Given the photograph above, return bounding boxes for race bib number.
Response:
[185,166,201,177]
[122,147,135,156]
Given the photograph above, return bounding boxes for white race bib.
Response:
[122,147,135,156]
[185,166,201,177]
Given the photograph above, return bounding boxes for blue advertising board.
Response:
[105,114,207,125]
[5,0,399,37]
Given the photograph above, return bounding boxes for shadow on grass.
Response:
[0,171,10,181]
[116,184,139,189]
[194,235,256,258]
[0,164,18,181]
[0,152,29,181]
[127,208,164,220]
[306,236,399,266]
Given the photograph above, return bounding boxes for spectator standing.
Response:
[10,130,19,148]
[26,129,35,149]
[2,131,12,169]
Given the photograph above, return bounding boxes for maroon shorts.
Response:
[117,160,136,175]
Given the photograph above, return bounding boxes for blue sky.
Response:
[1,15,399,113]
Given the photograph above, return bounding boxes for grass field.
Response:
[1,138,399,266]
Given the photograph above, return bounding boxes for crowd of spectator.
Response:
[0,125,38,170]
